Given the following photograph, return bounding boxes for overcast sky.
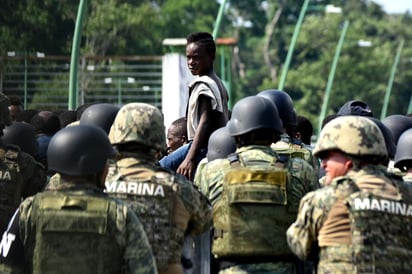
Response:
[371,0,412,14]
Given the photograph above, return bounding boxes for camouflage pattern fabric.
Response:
[19,181,157,274]
[109,102,166,151]
[105,153,212,274]
[197,145,313,273]
[271,133,319,176]
[0,92,12,127]
[313,116,387,158]
[0,144,46,232]
[287,165,412,273]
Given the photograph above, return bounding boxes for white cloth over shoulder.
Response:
[187,75,226,140]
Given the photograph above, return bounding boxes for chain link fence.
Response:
[0,54,162,111]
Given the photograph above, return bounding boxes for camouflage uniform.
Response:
[0,144,46,231]
[287,116,412,273]
[106,102,212,274]
[198,145,312,273]
[1,181,157,274]
[0,125,157,274]
[271,133,320,179]
[0,92,46,232]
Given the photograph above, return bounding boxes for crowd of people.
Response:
[0,31,412,274]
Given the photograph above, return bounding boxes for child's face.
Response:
[186,42,213,76]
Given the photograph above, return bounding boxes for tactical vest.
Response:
[105,165,178,271]
[0,146,23,232]
[319,178,412,273]
[28,192,123,274]
[212,153,296,258]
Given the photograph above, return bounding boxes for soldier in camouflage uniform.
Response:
[0,92,46,233]
[0,125,157,274]
[196,96,313,273]
[257,89,320,184]
[105,102,212,274]
[287,116,412,273]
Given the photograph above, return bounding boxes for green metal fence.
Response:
[0,54,162,111]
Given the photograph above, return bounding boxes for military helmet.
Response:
[337,100,373,117]
[381,114,412,144]
[80,103,120,134]
[207,126,236,162]
[109,102,166,151]
[368,117,397,159]
[394,128,412,170]
[228,96,283,136]
[48,125,114,176]
[2,122,38,157]
[313,116,387,158]
[257,89,297,126]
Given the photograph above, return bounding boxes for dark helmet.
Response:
[368,117,396,160]
[257,89,297,127]
[394,128,412,171]
[228,96,283,136]
[79,103,120,134]
[207,126,236,162]
[47,125,114,176]
[381,114,412,144]
[337,100,373,117]
[2,122,38,157]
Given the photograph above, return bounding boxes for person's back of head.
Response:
[337,100,373,117]
[228,96,283,147]
[30,111,61,136]
[15,109,39,124]
[207,126,236,162]
[296,115,313,145]
[109,102,166,159]
[79,103,120,134]
[58,110,77,128]
[8,95,24,121]
[0,92,12,136]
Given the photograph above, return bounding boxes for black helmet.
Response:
[394,128,412,171]
[368,117,396,160]
[228,96,283,136]
[207,126,236,162]
[337,100,373,117]
[2,122,38,157]
[257,89,297,127]
[47,125,115,176]
[79,103,120,134]
[381,114,412,144]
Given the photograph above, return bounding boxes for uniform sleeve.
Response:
[286,191,324,261]
[0,210,25,274]
[124,208,158,274]
[181,181,213,236]
[20,154,47,198]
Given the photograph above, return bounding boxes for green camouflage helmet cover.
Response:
[109,102,166,151]
[313,116,387,158]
